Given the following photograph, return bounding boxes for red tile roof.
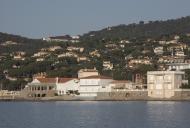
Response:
[58,78,77,83]
[36,78,56,83]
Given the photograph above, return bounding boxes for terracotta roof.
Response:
[36,78,56,83]
[58,78,78,83]
[111,80,132,84]
[80,75,112,79]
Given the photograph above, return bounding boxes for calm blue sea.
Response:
[0,101,190,128]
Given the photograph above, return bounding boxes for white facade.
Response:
[168,63,190,71]
[154,47,163,55]
[175,51,185,57]
[27,78,80,96]
[79,76,113,97]
[56,78,79,95]
[147,71,185,98]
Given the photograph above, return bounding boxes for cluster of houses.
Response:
[22,67,188,99]
[42,35,80,43]
[3,34,190,72]
[2,34,190,100]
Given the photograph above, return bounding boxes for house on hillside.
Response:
[77,56,89,62]
[48,46,62,52]
[89,50,101,57]
[103,61,113,70]
[12,51,26,60]
[43,35,80,42]
[154,46,163,55]
[43,35,72,42]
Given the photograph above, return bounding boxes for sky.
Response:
[0,0,190,38]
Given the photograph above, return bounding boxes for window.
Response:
[156,91,162,95]
[156,84,162,89]
[167,84,172,89]
[150,84,154,89]
[164,75,171,82]
[149,75,154,81]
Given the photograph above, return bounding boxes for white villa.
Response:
[24,77,80,97]
[56,78,79,95]
[79,75,113,97]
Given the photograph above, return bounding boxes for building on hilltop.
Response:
[42,35,80,42]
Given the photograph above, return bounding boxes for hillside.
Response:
[0,32,55,55]
[81,16,190,41]
[1,16,190,90]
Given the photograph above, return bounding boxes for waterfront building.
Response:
[24,78,56,97]
[56,78,79,95]
[24,77,80,97]
[147,71,186,98]
[78,75,113,97]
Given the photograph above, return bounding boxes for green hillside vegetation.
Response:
[1,16,190,90]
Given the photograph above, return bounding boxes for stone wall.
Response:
[172,89,190,100]
[96,89,190,101]
[96,91,148,100]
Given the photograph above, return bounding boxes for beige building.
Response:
[24,78,57,97]
[147,71,185,98]
[103,61,113,70]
